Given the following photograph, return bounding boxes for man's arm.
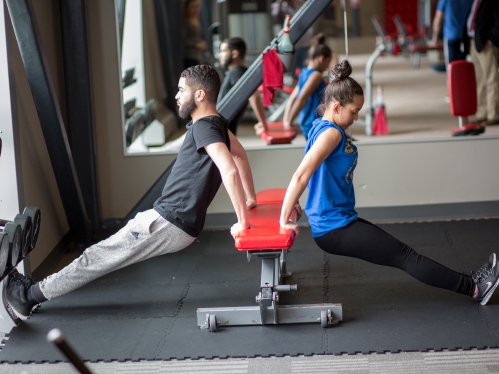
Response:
[249,91,268,135]
[204,142,250,237]
[228,131,257,209]
[430,10,444,45]
[249,91,267,125]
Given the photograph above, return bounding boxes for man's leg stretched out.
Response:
[7,209,195,318]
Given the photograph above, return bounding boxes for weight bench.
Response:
[197,188,342,331]
[259,122,298,145]
[371,15,398,55]
[392,15,443,68]
[448,60,485,136]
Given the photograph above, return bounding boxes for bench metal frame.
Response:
[197,249,342,331]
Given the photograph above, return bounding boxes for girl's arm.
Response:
[283,85,299,128]
[283,71,323,128]
[280,127,342,236]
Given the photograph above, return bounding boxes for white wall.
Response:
[208,136,499,214]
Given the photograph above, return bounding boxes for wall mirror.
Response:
[118,0,285,156]
[117,0,351,156]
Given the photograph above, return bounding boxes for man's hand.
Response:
[246,199,257,210]
[428,37,438,47]
[254,122,267,135]
[230,222,249,239]
[280,221,300,238]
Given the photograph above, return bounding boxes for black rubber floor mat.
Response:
[32,282,187,320]
[0,317,173,362]
[325,305,498,354]
[181,280,262,317]
[1,219,498,362]
[154,316,325,359]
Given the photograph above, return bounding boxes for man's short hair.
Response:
[180,65,221,104]
[223,37,247,59]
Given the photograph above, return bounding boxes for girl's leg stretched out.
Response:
[315,218,477,296]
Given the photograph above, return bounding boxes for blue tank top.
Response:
[304,118,358,237]
[297,68,327,138]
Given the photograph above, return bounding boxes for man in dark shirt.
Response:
[217,37,267,135]
[6,65,257,319]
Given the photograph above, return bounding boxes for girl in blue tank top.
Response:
[278,60,499,306]
[283,33,332,139]
[305,118,358,237]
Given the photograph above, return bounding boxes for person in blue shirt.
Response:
[430,0,473,66]
[279,59,499,306]
[282,33,332,139]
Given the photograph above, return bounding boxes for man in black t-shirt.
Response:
[6,65,258,319]
[217,37,267,135]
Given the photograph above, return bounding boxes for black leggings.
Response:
[314,218,474,296]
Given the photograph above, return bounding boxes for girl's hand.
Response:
[294,203,303,220]
[281,221,300,238]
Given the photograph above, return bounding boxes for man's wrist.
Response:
[239,218,250,229]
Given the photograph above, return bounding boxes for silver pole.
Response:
[342,0,348,57]
[364,43,385,136]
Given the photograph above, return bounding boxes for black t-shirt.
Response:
[153,115,229,237]
[218,66,248,100]
[218,66,249,134]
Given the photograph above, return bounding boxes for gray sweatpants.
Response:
[39,209,196,300]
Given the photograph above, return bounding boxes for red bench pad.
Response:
[256,188,286,204]
[234,203,295,251]
[448,61,477,117]
[260,129,297,145]
[267,121,286,130]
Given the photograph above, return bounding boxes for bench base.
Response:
[197,303,342,331]
[196,253,343,331]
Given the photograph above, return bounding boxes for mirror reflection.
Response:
[119,0,499,156]
[120,0,340,155]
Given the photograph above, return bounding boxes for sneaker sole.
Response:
[6,302,34,320]
[480,275,499,306]
[4,303,22,325]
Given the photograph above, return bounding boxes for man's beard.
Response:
[178,93,197,119]
[222,54,233,70]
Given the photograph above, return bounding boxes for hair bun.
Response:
[329,59,352,81]
[311,33,326,46]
